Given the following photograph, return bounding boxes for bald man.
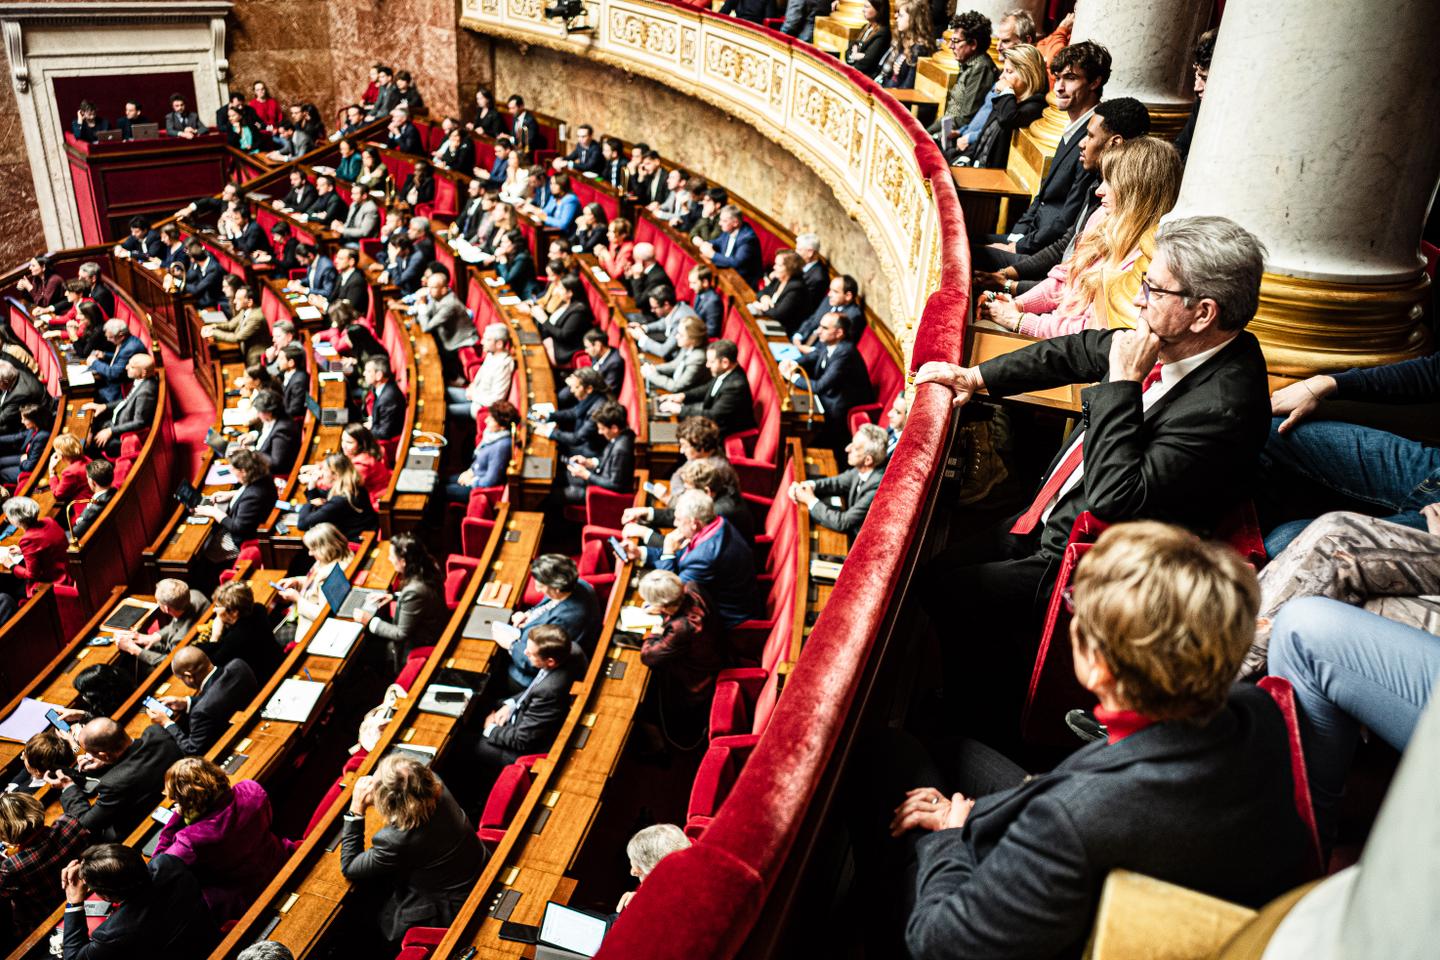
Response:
[145,646,258,755]
[49,717,180,841]
[83,352,158,456]
[625,241,672,318]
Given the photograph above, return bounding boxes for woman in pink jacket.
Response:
[153,757,296,922]
[981,137,1182,339]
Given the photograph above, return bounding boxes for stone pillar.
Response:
[1171,0,1440,374]
[1072,0,1209,139]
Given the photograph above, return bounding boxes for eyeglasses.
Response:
[1140,278,1192,304]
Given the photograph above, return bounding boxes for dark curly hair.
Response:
[950,10,993,51]
[1051,40,1113,92]
[1193,28,1217,70]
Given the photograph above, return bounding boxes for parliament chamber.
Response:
[0,0,1436,958]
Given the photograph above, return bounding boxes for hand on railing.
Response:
[914,361,983,408]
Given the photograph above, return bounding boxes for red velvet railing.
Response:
[596,7,971,958]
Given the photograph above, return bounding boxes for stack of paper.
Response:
[0,698,63,743]
[618,606,663,633]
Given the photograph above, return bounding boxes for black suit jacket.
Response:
[680,369,757,436]
[1010,123,1095,255]
[797,340,874,424]
[333,268,368,313]
[488,644,585,754]
[258,416,302,474]
[0,367,46,433]
[978,330,1271,558]
[587,429,635,492]
[626,263,672,313]
[219,479,279,545]
[60,725,182,841]
[62,853,216,960]
[306,190,348,225]
[341,786,486,942]
[281,369,310,420]
[565,141,604,174]
[71,486,116,539]
[551,391,603,458]
[121,230,164,260]
[232,219,271,258]
[810,464,885,537]
[186,255,225,307]
[204,605,283,678]
[537,302,593,365]
[757,279,811,336]
[907,686,1314,960]
[283,184,318,211]
[167,659,258,755]
[298,490,379,541]
[590,347,625,396]
[368,380,406,440]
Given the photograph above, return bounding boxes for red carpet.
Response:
[160,345,216,480]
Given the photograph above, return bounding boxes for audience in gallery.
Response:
[789,423,890,537]
[844,0,893,77]
[951,42,1048,168]
[926,12,999,148]
[972,41,1113,269]
[341,754,485,948]
[874,0,934,90]
[979,135,1183,337]
[1173,29,1215,163]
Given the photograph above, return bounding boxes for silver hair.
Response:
[103,318,128,338]
[1154,216,1267,331]
[3,496,41,527]
[0,362,15,388]
[154,579,192,609]
[483,322,510,344]
[854,422,890,466]
[1003,8,1037,39]
[626,823,690,876]
[78,261,101,278]
[637,570,685,608]
[409,216,430,231]
[237,943,295,960]
[795,232,821,254]
[671,489,716,524]
[718,204,742,222]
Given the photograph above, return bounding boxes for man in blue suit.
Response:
[624,489,760,627]
[479,136,514,184]
[501,554,601,691]
[182,241,224,307]
[700,205,763,289]
[781,311,875,455]
[290,244,338,301]
[87,320,146,404]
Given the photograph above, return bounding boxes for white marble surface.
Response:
[1073,0,1208,108]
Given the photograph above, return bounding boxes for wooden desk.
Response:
[377,303,447,534]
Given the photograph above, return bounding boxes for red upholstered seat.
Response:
[476,754,541,845]
[460,516,496,559]
[686,734,760,829]
[444,555,480,609]
[708,667,767,739]
[1256,676,1325,878]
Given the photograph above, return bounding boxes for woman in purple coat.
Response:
[153,757,296,921]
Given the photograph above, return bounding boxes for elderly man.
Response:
[386,104,422,154]
[914,216,1273,718]
[48,718,181,840]
[114,578,209,667]
[0,361,45,433]
[793,231,828,313]
[86,318,145,404]
[145,646,258,755]
[82,352,157,456]
[622,489,761,627]
[447,322,515,422]
[625,242,672,316]
[790,423,889,538]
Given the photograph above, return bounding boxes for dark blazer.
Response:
[60,725,182,841]
[810,464,885,537]
[186,255,225,307]
[564,140,604,174]
[847,25,891,77]
[281,369,310,420]
[204,605,282,678]
[589,347,625,396]
[283,183,318,211]
[796,299,864,344]
[693,288,724,338]
[70,486,113,540]
[490,643,586,754]
[800,260,828,313]
[978,330,1272,559]
[368,579,448,666]
[297,489,379,541]
[333,268,368,312]
[907,686,1315,960]
[302,255,339,301]
[508,584,601,687]
[341,786,486,943]
[454,197,487,238]
[510,112,540,152]
[679,369,756,436]
[710,223,764,288]
[159,242,190,271]
[62,853,215,960]
[387,123,422,155]
[797,340,874,425]
[257,416,302,475]
[1010,123,1096,255]
[757,278,811,336]
[0,367,45,433]
[100,370,157,439]
[497,252,540,300]
[231,219,271,259]
[121,230,164,260]
[585,429,635,493]
[368,380,406,440]
[631,169,669,206]
[218,478,279,546]
[167,659,258,755]
[436,138,475,173]
[550,391,603,459]
[165,110,204,136]
[647,518,761,626]
[626,263,672,310]
[536,302,593,365]
[306,189,348,225]
[968,91,1048,170]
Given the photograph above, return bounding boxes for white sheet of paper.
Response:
[618,606,663,632]
[222,407,255,427]
[591,269,611,283]
[491,621,521,645]
[0,698,62,743]
[498,295,521,306]
[66,364,95,386]
[308,618,364,658]
[259,678,326,723]
[204,462,236,486]
[295,304,322,321]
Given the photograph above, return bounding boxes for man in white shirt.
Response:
[447,322,515,422]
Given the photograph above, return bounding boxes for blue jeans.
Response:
[1260,417,1440,555]
[1269,596,1440,844]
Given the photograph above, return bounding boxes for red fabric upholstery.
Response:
[460,516,496,558]
[687,734,760,824]
[476,756,538,845]
[402,926,448,949]
[444,555,479,608]
[1257,676,1325,879]
[708,668,767,739]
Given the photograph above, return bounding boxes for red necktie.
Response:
[1010,363,1164,535]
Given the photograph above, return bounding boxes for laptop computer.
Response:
[173,481,212,510]
[95,129,122,143]
[304,393,349,427]
[533,902,611,959]
[130,122,160,141]
[321,564,387,621]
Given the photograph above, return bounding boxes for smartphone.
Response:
[150,805,174,825]
[608,536,630,567]
[497,921,538,944]
[45,708,70,733]
[83,901,111,918]
[643,481,665,498]
[143,695,174,719]
[87,635,114,647]
[434,690,467,703]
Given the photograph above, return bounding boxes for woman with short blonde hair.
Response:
[48,433,90,503]
[274,521,351,637]
[0,791,90,932]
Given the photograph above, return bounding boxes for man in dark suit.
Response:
[580,329,624,396]
[364,356,406,441]
[290,244,337,302]
[386,106,422,155]
[914,216,1272,713]
[629,151,669,206]
[329,246,368,312]
[892,524,1313,960]
[281,168,317,211]
[0,361,45,434]
[625,489,760,627]
[215,92,260,134]
[229,206,272,260]
[973,41,1110,269]
[250,390,301,474]
[559,123,604,174]
[163,93,205,137]
[119,216,163,260]
[61,844,216,958]
[625,243,672,316]
[304,173,348,225]
[70,459,116,540]
[782,311,875,454]
[660,339,757,436]
[544,368,605,459]
[84,352,157,456]
[794,274,864,345]
[700,205,763,288]
[278,344,310,420]
[507,95,540,152]
[796,232,829,313]
[790,423,888,538]
[183,240,225,307]
[86,321,146,405]
[600,137,626,189]
[367,65,400,119]
[51,718,182,841]
[147,646,258,755]
[474,626,585,768]
[562,401,635,503]
[115,99,149,139]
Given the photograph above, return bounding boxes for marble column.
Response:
[1170,0,1440,374]
[1072,0,1209,138]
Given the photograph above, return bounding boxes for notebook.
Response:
[99,599,157,633]
[259,678,325,723]
[308,618,364,658]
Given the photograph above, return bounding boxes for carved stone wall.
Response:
[490,41,897,332]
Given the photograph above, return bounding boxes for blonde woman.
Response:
[985,137,1184,338]
[47,433,90,503]
[273,522,351,638]
[297,453,378,541]
[341,754,486,946]
[876,0,934,90]
[954,43,1049,168]
[751,250,810,336]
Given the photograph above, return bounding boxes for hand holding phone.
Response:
[143,695,175,720]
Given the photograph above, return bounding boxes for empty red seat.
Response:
[476,754,542,845]
[685,734,760,838]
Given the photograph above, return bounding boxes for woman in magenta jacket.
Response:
[153,758,296,922]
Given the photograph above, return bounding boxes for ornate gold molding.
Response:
[1253,271,1432,376]
[1143,101,1192,141]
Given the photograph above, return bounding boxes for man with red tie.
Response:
[913,216,1271,723]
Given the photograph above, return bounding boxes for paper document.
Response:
[205,462,237,486]
[767,342,801,363]
[498,295,521,306]
[490,621,521,645]
[222,407,255,427]
[295,304,322,321]
[308,618,364,658]
[618,606,663,632]
[395,468,438,493]
[66,364,95,386]
[260,678,326,723]
[0,698,63,743]
[591,269,611,283]
[530,402,555,418]
[484,276,504,287]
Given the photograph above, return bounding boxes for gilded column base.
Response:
[1251,271,1432,376]
[1143,100,1194,141]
